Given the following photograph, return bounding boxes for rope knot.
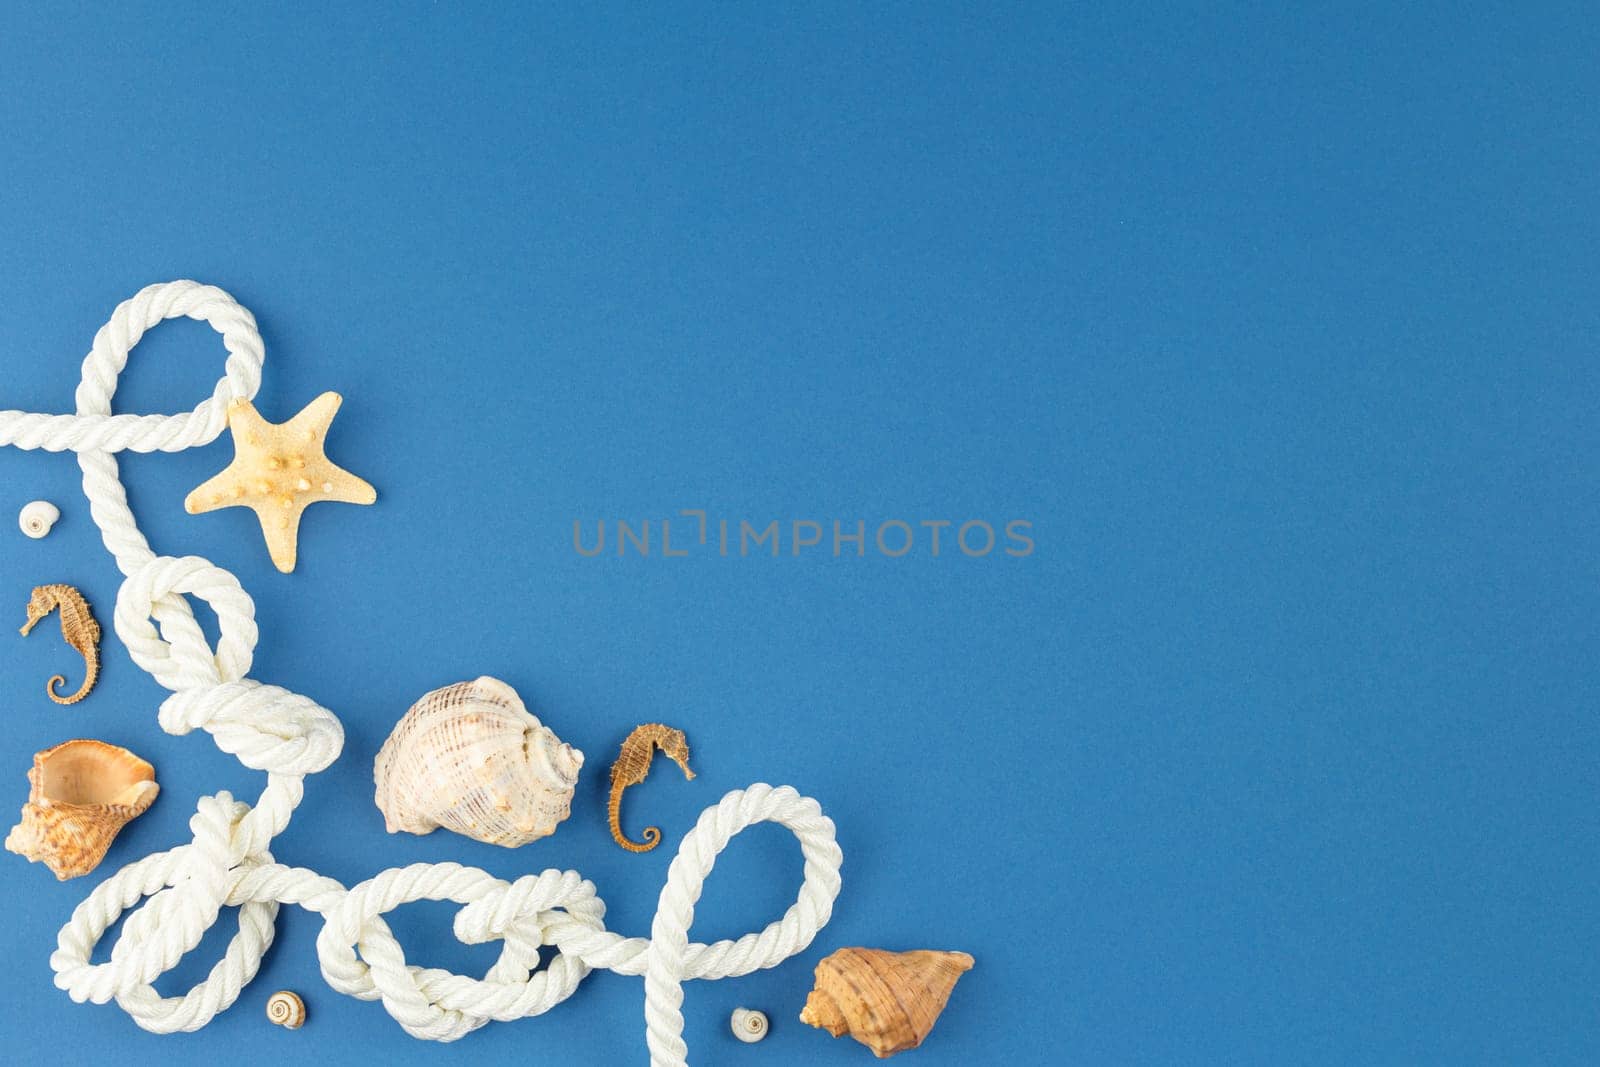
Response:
[160,681,343,776]
[189,791,260,870]
[314,864,611,1041]
[451,869,600,946]
[115,555,258,690]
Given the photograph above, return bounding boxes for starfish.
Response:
[184,393,376,573]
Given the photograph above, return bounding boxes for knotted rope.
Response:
[0,282,843,1061]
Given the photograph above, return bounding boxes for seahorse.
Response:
[607,723,696,852]
[19,583,101,705]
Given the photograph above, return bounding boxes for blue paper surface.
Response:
[0,4,1595,1065]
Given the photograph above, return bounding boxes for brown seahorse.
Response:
[19,584,101,705]
[608,723,696,852]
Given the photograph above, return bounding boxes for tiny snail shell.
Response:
[266,990,305,1029]
[731,1007,769,1043]
[18,501,59,539]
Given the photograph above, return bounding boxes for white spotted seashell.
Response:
[373,676,584,848]
[19,500,59,538]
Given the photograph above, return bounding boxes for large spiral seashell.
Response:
[18,500,59,538]
[799,947,974,1058]
[266,990,305,1028]
[373,676,584,848]
[3,739,159,880]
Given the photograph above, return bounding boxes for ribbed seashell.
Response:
[799,947,974,1058]
[18,500,59,538]
[4,739,159,880]
[266,990,306,1028]
[373,676,584,848]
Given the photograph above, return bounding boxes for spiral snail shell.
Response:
[266,990,305,1028]
[18,500,59,538]
[731,1007,769,1043]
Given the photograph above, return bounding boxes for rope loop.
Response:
[0,281,261,454]
[50,791,280,1028]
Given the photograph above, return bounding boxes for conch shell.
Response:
[373,676,584,847]
[799,947,974,1058]
[4,739,159,880]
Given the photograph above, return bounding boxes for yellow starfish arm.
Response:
[184,463,249,515]
[257,504,306,573]
[283,391,343,439]
[314,465,378,506]
[227,395,272,438]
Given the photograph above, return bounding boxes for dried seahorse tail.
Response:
[608,784,660,853]
[48,664,91,705]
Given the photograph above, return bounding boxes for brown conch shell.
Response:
[799,947,975,1058]
[373,676,584,848]
[4,739,159,880]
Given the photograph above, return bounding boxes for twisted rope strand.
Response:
[0,282,843,1063]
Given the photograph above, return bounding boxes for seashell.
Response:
[799,947,974,1058]
[18,500,59,538]
[266,990,305,1028]
[373,676,584,848]
[731,1007,769,1043]
[4,739,159,880]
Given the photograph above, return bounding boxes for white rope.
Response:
[0,282,843,1061]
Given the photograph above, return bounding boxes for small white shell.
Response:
[266,990,305,1028]
[731,1007,768,1043]
[374,676,584,848]
[18,501,59,538]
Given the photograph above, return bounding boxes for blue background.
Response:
[0,3,1595,1064]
